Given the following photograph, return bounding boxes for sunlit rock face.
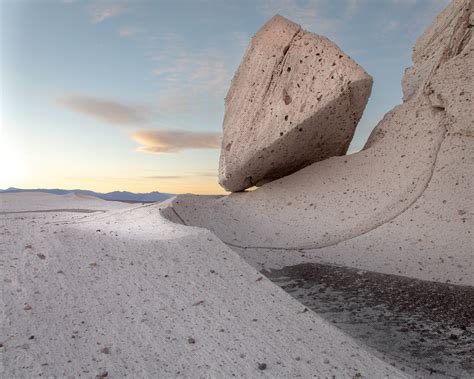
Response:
[167,0,473,286]
[218,15,373,192]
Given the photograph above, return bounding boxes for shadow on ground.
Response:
[264,263,474,378]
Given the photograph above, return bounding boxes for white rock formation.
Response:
[3,2,471,377]
[219,15,373,192]
[0,192,130,213]
[166,0,473,285]
[1,193,405,378]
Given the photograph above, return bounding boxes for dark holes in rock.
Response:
[283,89,292,105]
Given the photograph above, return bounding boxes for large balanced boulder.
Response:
[219,15,373,192]
[165,0,473,286]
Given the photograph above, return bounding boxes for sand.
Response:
[0,193,405,378]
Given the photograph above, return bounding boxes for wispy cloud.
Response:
[146,32,234,115]
[344,0,362,17]
[378,0,449,41]
[143,172,217,179]
[58,94,148,126]
[232,31,252,51]
[195,172,217,177]
[391,0,417,6]
[258,0,335,37]
[87,2,127,23]
[152,47,231,96]
[392,0,449,8]
[130,129,221,153]
[157,94,197,113]
[258,0,363,38]
[118,25,144,37]
[387,20,401,31]
[143,175,184,180]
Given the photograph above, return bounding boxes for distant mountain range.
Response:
[0,187,174,202]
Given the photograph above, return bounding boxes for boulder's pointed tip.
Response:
[265,14,300,28]
[269,14,285,21]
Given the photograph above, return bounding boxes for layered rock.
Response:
[164,0,473,286]
[401,0,472,102]
[219,15,372,192]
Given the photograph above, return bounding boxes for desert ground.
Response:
[1,192,409,378]
[2,0,472,377]
[1,192,472,377]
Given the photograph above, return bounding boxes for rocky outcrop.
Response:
[164,0,472,286]
[219,15,372,192]
[401,0,472,102]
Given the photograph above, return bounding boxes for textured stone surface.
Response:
[401,0,472,102]
[166,0,473,285]
[219,15,372,192]
[1,194,405,378]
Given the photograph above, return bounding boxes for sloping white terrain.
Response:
[1,193,405,377]
[2,1,471,377]
[0,192,131,213]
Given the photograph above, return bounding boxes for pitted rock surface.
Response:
[219,15,372,192]
[166,0,473,286]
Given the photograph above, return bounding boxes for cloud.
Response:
[392,0,417,5]
[146,33,235,115]
[119,26,144,37]
[157,94,198,113]
[344,0,362,17]
[195,172,217,177]
[258,0,341,37]
[58,94,148,126]
[143,175,184,180]
[130,129,221,153]
[87,2,127,23]
[392,0,448,8]
[232,31,251,51]
[143,172,218,178]
[152,47,231,95]
[387,20,400,31]
[258,0,363,37]
[378,0,449,41]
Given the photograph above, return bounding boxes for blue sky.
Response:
[0,0,449,194]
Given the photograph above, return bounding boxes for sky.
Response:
[0,0,449,195]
